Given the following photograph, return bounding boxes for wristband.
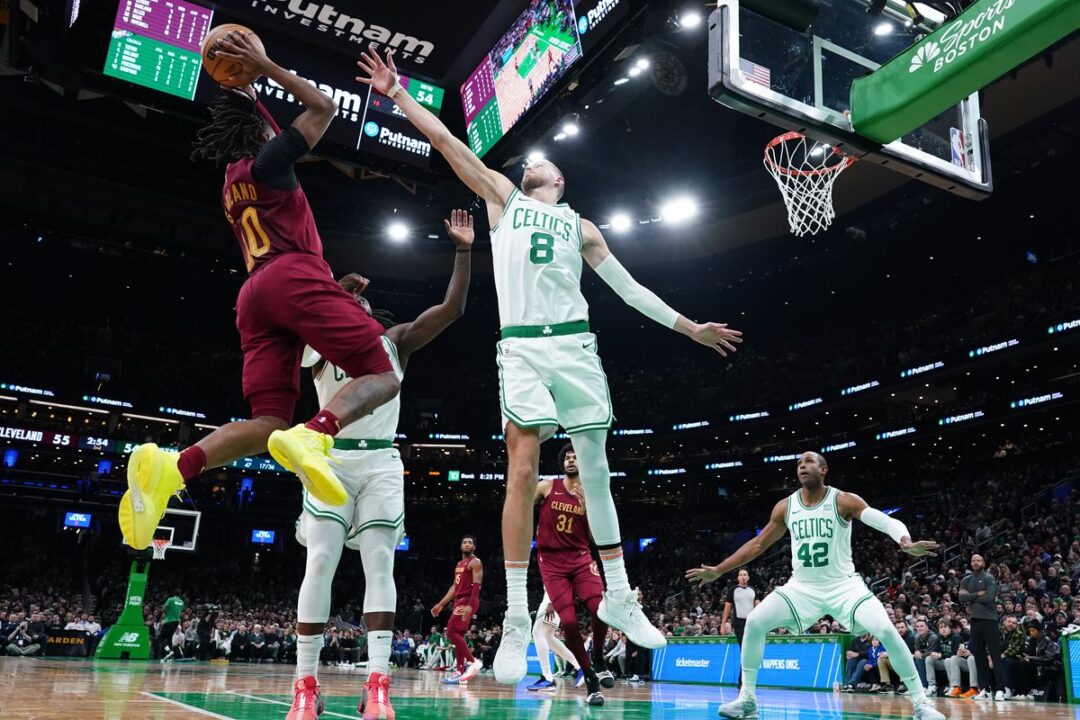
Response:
[456,248,471,253]
[388,80,403,99]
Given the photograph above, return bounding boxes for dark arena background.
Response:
[2,0,1080,718]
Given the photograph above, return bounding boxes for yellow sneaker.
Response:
[118,444,185,550]
[268,425,347,506]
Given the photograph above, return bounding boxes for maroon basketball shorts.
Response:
[235,252,392,421]
[446,603,476,634]
[538,549,604,617]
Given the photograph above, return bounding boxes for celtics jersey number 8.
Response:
[785,486,857,584]
[492,188,589,328]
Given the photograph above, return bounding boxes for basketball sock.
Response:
[366,631,392,678]
[296,634,323,680]
[570,430,632,595]
[305,409,342,437]
[597,547,630,596]
[853,594,926,705]
[177,446,206,482]
[533,612,556,680]
[505,562,529,616]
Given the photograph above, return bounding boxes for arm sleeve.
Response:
[251,127,311,190]
[593,254,680,329]
[858,507,910,545]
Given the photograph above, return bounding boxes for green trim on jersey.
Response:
[500,320,590,339]
[332,438,394,450]
[576,213,583,251]
[490,188,520,233]
[495,353,558,428]
[773,589,803,634]
[834,491,851,527]
[346,511,405,540]
[302,493,350,533]
[795,486,831,511]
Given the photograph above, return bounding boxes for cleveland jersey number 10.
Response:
[240,207,271,271]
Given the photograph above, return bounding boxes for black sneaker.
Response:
[841,684,854,693]
[584,670,605,706]
[896,684,909,695]
[596,669,615,689]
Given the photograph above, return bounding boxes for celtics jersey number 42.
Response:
[785,486,858,584]
[491,188,589,328]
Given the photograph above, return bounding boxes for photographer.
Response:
[5,619,41,656]
[197,605,220,661]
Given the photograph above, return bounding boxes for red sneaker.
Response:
[286,676,324,720]
[358,673,395,720]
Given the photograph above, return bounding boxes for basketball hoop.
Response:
[764,132,856,237]
[151,538,171,560]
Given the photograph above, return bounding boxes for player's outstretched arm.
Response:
[216,32,335,148]
[580,219,743,357]
[685,499,789,584]
[355,50,515,214]
[387,210,474,361]
[838,492,940,557]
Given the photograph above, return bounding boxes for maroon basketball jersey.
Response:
[453,558,477,604]
[222,157,323,273]
[537,477,591,553]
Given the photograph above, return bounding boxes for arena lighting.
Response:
[659,196,698,223]
[29,400,108,415]
[628,66,643,77]
[613,77,630,86]
[387,222,409,242]
[121,413,179,425]
[526,150,546,164]
[635,58,650,70]
[561,121,580,137]
[554,132,568,141]
[610,213,632,233]
[678,9,702,28]
[874,21,894,36]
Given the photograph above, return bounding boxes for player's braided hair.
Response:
[190,91,267,166]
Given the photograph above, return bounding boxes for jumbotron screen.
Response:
[103,0,214,100]
[461,0,583,157]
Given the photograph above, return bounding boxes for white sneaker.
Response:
[717,692,758,719]
[597,588,666,649]
[974,689,992,701]
[1003,688,1013,700]
[994,690,1005,701]
[926,684,936,696]
[912,699,946,720]
[493,612,530,685]
[460,658,483,683]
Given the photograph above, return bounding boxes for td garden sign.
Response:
[246,0,436,63]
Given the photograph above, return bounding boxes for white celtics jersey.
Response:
[786,486,857,584]
[312,336,403,441]
[491,188,590,327]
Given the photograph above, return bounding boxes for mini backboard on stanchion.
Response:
[96,509,200,660]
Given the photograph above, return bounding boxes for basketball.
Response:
[200,24,265,88]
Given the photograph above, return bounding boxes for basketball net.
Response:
[764,132,856,237]
[151,538,171,561]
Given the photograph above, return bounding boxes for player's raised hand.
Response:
[686,321,743,357]
[338,273,370,296]
[355,46,399,95]
[444,209,474,250]
[900,539,940,557]
[685,564,723,585]
[215,31,272,79]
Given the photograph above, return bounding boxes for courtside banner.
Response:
[1065,637,1080,703]
[651,635,847,690]
[45,630,91,657]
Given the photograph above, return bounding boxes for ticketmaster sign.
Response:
[651,635,847,690]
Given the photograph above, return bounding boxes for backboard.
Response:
[120,508,201,556]
[708,0,993,198]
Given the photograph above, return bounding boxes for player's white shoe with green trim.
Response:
[717,692,758,719]
[597,587,666,649]
[493,611,531,685]
[118,444,185,550]
[912,699,946,720]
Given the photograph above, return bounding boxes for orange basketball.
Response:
[201,24,265,88]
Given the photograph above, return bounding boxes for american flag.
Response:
[740,58,772,89]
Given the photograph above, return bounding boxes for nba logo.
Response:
[950,128,968,170]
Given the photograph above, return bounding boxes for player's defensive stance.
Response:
[287,212,474,720]
[356,48,742,684]
[119,32,400,551]
[431,535,484,686]
[686,452,945,720]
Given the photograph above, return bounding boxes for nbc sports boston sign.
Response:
[851,0,1080,143]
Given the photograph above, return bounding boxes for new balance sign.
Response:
[852,0,1080,143]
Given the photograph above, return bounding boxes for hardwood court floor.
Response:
[0,657,1071,719]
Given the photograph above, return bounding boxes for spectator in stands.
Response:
[233,623,250,661]
[912,619,940,693]
[5,618,40,656]
[1000,615,1026,698]
[841,633,871,691]
[392,631,412,668]
[605,630,627,677]
[877,619,915,693]
[263,623,281,663]
[866,636,888,692]
[476,626,500,670]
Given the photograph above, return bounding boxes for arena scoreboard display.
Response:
[103,0,214,100]
[461,0,583,157]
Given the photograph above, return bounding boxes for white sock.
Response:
[506,563,529,615]
[599,550,631,596]
[741,667,758,696]
[367,631,392,678]
[296,634,323,680]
